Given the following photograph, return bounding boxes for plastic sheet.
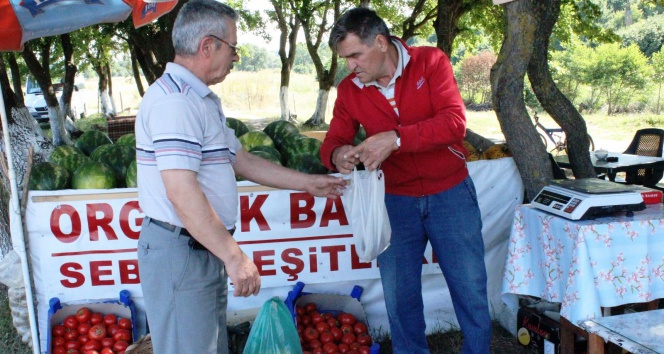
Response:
[0,250,31,344]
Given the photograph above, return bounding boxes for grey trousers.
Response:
[137,217,229,354]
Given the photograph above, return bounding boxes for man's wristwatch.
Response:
[394,129,401,148]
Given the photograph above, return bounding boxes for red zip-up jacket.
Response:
[320,38,469,196]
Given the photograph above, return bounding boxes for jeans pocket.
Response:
[462,176,480,206]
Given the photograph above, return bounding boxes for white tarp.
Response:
[26,157,523,351]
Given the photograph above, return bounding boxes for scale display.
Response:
[532,179,646,220]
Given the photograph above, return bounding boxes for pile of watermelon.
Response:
[228,117,333,176]
[29,131,137,191]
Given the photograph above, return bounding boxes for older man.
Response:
[135,1,345,353]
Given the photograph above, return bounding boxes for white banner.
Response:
[27,158,524,352]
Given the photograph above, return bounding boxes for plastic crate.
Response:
[47,289,137,354]
[285,281,380,354]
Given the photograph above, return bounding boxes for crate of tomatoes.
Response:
[285,282,380,354]
[47,289,137,354]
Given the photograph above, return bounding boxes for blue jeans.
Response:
[378,176,492,354]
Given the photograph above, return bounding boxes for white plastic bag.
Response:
[347,168,391,262]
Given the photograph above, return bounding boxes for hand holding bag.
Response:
[347,168,391,262]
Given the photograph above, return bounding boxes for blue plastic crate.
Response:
[285,281,380,354]
[46,290,137,354]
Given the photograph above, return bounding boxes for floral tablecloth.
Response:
[579,309,664,353]
[501,203,664,325]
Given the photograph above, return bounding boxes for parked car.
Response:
[24,78,87,122]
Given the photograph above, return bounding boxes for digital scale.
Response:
[531,178,646,220]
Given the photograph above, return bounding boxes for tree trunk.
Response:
[106,63,117,115]
[59,34,78,121]
[6,53,23,106]
[309,89,330,127]
[130,49,145,97]
[435,0,464,55]
[21,40,72,147]
[272,0,300,121]
[491,0,550,201]
[526,0,596,179]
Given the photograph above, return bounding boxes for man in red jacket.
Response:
[320,7,492,354]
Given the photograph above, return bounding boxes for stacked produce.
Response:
[50,306,133,354]
[29,119,511,191]
[30,131,137,191]
[295,302,373,354]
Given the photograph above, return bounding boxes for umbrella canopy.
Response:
[0,0,178,51]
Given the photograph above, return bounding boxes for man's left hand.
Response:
[344,130,399,171]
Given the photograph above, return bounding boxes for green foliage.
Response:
[619,14,664,57]
[236,43,280,71]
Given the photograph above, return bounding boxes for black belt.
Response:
[145,217,235,251]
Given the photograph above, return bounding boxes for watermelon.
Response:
[250,150,282,166]
[287,153,329,174]
[249,145,282,164]
[116,133,136,148]
[280,136,322,163]
[72,161,117,189]
[226,117,250,138]
[57,153,91,174]
[29,162,71,190]
[48,145,85,165]
[238,131,275,152]
[74,130,113,156]
[354,125,367,145]
[263,120,300,149]
[125,160,137,188]
[90,144,136,187]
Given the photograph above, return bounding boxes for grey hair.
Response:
[328,7,391,52]
[172,0,238,56]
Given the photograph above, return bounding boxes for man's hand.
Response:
[305,175,347,199]
[344,130,398,171]
[225,252,261,297]
[332,145,361,174]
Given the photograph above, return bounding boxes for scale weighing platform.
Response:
[531,178,646,220]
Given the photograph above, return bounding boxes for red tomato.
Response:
[330,327,343,342]
[117,317,132,330]
[341,332,356,345]
[53,324,67,337]
[296,306,306,316]
[65,341,81,350]
[358,345,371,354]
[64,315,79,330]
[315,321,330,333]
[318,330,333,344]
[103,314,117,326]
[78,335,89,344]
[337,313,357,326]
[301,315,312,327]
[326,317,340,328]
[349,341,361,350]
[113,329,131,342]
[82,339,102,352]
[353,322,368,335]
[53,346,66,354]
[304,302,317,313]
[100,337,115,348]
[65,349,80,354]
[308,339,322,349]
[113,340,129,353]
[312,348,323,354]
[340,324,353,334]
[356,333,372,346]
[107,324,120,336]
[84,351,100,354]
[52,336,66,347]
[303,327,319,341]
[88,324,107,341]
[322,342,337,353]
[100,348,115,354]
[75,307,91,324]
[337,343,350,353]
[310,312,323,325]
[64,329,79,341]
[77,322,92,336]
[90,313,103,325]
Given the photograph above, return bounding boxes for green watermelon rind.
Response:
[57,153,91,174]
[249,145,283,164]
[72,161,117,189]
[226,117,250,138]
[29,162,71,191]
[125,160,138,188]
[250,150,282,166]
[48,145,85,165]
[263,120,300,149]
[74,130,113,156]
[238,131,275,152]
[116,133,136,148]
[90,144,136,188]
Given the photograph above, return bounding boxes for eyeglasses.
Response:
[208,34,239,57]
